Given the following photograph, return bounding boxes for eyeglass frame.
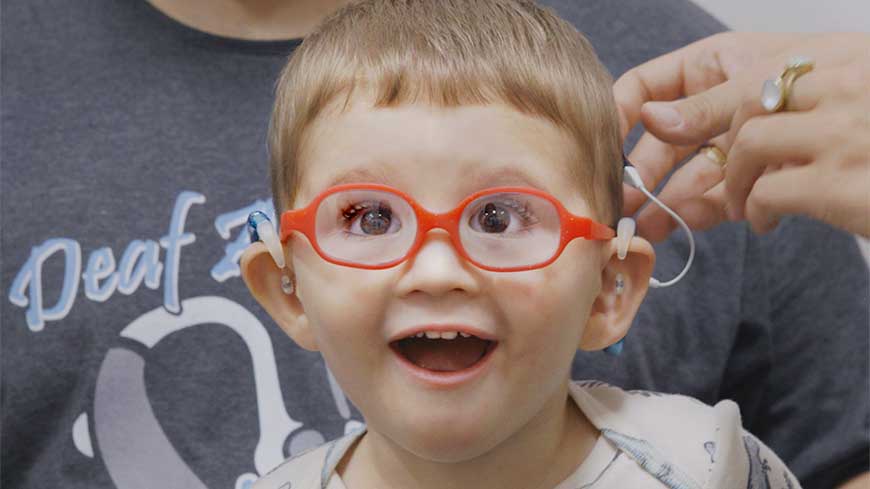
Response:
[279,183,615,272]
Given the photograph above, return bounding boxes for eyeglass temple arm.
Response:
[279,208,315,243]
[589,221,616,239]
[564,215,615,240]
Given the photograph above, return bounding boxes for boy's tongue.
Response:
[396,336,490,372]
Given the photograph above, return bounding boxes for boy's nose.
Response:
[395,231,480,297]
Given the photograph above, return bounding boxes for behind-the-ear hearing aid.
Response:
[619,156,696,288]
[247,211,286,269]
[616,217,635,261]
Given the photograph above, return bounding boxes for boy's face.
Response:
[244,100,652,463]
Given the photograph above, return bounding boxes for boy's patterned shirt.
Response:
[252,380,801,489]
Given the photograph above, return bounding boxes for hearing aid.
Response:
[616,217,636,261]
[247,211,286,269]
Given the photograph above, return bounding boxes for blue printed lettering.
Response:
[82,247,118,302]
[8,239,82,332]
[6,191,228,331]
[116,240,162,295]
[159,191,205,314]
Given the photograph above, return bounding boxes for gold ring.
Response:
[698,144,727,169]
[761,55,814,113]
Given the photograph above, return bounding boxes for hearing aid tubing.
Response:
[620,165,696,288]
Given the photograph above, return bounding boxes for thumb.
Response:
[642,80,741,145]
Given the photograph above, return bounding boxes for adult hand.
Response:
[614,32,870,240]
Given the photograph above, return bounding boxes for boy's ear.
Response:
[240,241,318,351]
[578,236,655,351]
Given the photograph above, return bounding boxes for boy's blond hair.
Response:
[269,0,623,225]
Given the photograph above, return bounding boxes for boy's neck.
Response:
[338,382,599,489]
[146,0,356,41]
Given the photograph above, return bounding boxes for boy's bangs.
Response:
[269,0,622,224]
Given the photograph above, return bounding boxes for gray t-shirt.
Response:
[2,1,867,488]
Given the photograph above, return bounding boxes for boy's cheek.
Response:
[294,256,391,324]
[489,254,599,320]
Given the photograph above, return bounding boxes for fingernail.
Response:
[646,102,683,129]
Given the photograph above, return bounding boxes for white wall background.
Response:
[689,1,870,266]
[691,0,870,32]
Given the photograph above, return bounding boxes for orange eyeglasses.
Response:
[280,183,614,272]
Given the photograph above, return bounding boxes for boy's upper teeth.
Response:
[413,331,472,340]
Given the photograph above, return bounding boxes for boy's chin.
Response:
[385,422,505,463]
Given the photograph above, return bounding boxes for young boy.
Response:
[241,1,800,487]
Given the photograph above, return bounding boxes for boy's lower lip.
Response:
[389,341,498,390]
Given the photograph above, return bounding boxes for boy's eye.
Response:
[342,202,400,236]
[468,197,538,234]
[477,203,510,233]
[360,206,392,235]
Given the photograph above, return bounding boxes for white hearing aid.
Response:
[621,158,696,289]
[247,211,286,269]
[616,217,636,261]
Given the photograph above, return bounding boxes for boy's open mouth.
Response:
[390,334,495,372]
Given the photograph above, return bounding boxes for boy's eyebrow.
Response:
[325,164,395,187]
[462,165,549,192]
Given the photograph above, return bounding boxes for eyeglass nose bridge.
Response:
[406,204,468,259]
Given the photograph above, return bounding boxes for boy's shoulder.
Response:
[251,427,365,489]
[570,379,737,434]
[569,380,800,488]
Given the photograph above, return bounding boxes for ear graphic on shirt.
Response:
[240,241,318,352]
[578,236,655,351]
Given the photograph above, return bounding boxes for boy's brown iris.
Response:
[393,336,492,372]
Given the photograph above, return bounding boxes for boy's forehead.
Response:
[323,161,549,194]
[296,102,584,203]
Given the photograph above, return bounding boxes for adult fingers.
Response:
[613,32,741,139]
[724,112,826,220]
[634,134,730,241]
[722,66,830,153]
[743,166,811,234]
[720,66,863,218]
[643,52,829,147]
[746,163,870,237]
[674,182,729,233]
[645,36,856,147]
[641,80,743,146]
[723,57,867,163]
[623,131,697,215]
[615,33,803,140]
